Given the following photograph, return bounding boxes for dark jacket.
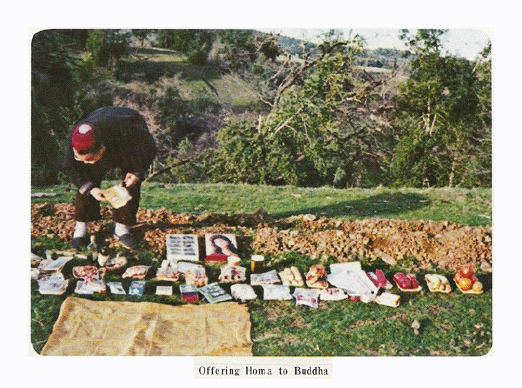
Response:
[62,107,156,192]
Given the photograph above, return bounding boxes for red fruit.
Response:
[470,276,479,284]
[407,274,419,289]
[394,273,412,289]
[459,265,474,279]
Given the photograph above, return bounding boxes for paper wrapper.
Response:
[104,185,132,209]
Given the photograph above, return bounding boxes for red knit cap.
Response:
[71,124,101,153]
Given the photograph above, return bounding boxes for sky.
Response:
[258,28,491,61]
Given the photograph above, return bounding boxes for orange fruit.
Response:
[472,281,483,292]
[458,277,473,291]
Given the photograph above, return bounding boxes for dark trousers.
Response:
[74,181,141,226]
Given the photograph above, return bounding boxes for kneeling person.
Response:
[63,106,156,249]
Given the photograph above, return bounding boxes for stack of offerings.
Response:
[178,262,208,287]
[219,265,246,284]
[393,273,422,292]
[154,260,181,282]
[33,230,484,307]
[326,262,380,303]
[454,264,483,294]
[37,256,75,295]
[250,269,292,300]
[73,265,106,295]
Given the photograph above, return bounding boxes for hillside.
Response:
[32,29,491,189]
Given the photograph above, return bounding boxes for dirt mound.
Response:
[31,204,492,273]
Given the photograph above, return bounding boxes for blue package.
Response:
[129,281,146,296]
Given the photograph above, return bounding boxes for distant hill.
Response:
[263,30,411,71]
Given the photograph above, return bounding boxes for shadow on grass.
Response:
[271,192,431,220]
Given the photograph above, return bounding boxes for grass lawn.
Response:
[32,182,492,226]
[30,184,492,356]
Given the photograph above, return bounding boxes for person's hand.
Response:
[90,187,107,202]
[124,173,140,187]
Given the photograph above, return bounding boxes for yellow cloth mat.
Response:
[41,297,252,356]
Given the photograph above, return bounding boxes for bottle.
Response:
[88,235,98,261]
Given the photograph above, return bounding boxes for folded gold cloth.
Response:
[41,297,252,356]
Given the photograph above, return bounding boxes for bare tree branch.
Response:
[272,41,349,109]
[144,158,194,183]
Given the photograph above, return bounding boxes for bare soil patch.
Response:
[31,204,492,273]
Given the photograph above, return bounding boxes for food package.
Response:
[261,285,292,301]
[425,274,452,293]
[185,267,208,287]
[128,281,146,296]
[106,282,126,295]
[250,270,281,286]
[166,234,199,264]
[230,284,258,301]
[72,266,101,280]
[122,265,150,279]
[393,273,422,292]
[97,252,110,267]
[375,292,401,307]
[31,252,44,266]
[218,265,246,284]
[74,278,106,295]
[198,283,232,304]
[305,265,329,289]
[293,288,320,308]
[155,265,181,282]
[37,274,69,295]
[103,185,132,208]
[327,269,378,302]
[319,288,348,301]
[31,268,40,281]
[156,285,173,296]
[367,270,393,290]
[103,254,127,271]
[176,261,204,274]
[279,267,304,287]
[330,262,362,275]
[180,285,199,303]
[38,256,74,273]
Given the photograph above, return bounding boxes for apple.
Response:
[407,274,419,289]
[394,273,411,289]
[459,265,474,279]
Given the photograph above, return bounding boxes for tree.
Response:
[207,34,397,187]
[31,29,115,185]
[132,29,152,47]
[85,30,130,69]
[391,29,492,187]
[31,30,81,185]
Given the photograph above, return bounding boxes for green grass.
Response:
[30,184,492,356]
[32,183,492,226]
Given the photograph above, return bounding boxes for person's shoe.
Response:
[113,233,137,249]
[71,235,90,249]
